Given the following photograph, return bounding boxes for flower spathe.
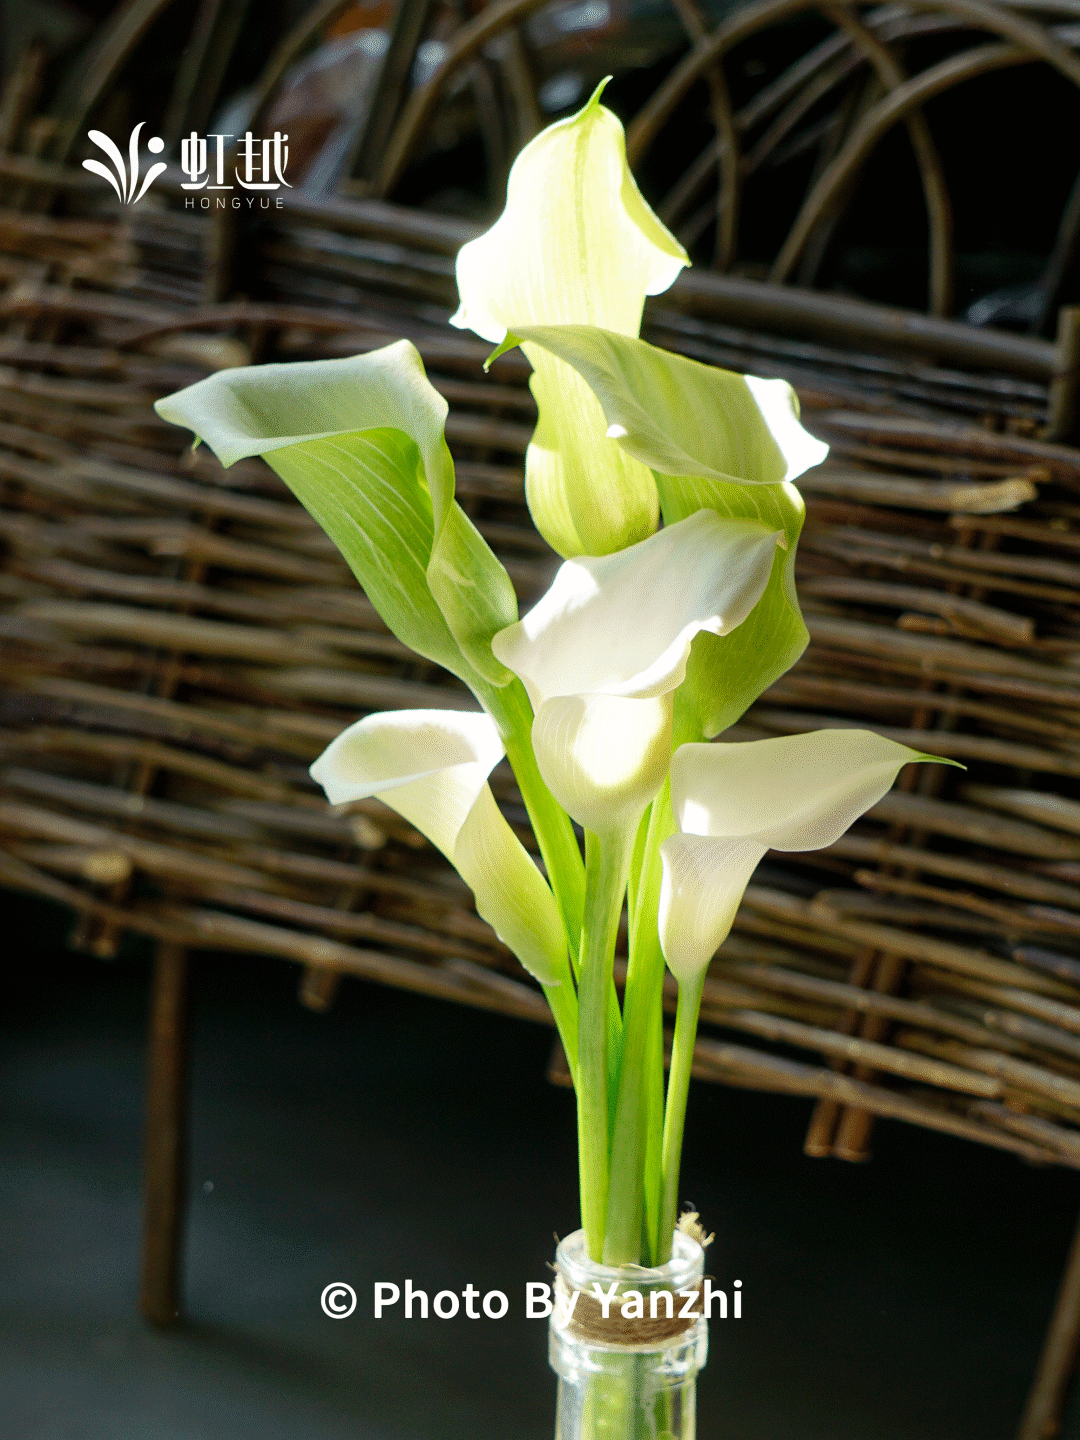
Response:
[452,83,688,558]
[451,83,685,347]
[505,324,829,490]
[153,340,518,695]
[310,709,568,988]
[658,729,955,984]
[529,693,674,837]
[492,510,782,832]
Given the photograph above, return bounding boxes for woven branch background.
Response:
[3,163,1080,1170]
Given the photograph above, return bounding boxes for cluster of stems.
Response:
[503,682,701,1268]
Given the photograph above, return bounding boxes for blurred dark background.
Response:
[5,891,1080,1440]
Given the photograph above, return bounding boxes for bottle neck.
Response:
[548,1230,708,1440]
[551,1227,708,1356]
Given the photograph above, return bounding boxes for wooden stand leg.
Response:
[1017,1207,1080,1439]
[1047,306,1080,443]
[139,943,192,1328]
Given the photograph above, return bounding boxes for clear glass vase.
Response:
[548,1230,709,1440]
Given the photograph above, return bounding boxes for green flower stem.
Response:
[625,803,651,931]
[579,825,633,1260]
[543,978,580,1085]
[601,788,674,1266]
[657,971,705,1265]
[497,680,614,1109]
[641,1001,664,1265]
[498,681,585,967]
[601,931,663,1266]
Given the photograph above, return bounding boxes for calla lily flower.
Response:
[487,323,830,744]
[452,82,688,559]
[492,510,782,832]
[503,324,829,490]
[310,709,567,988]
[658,729,955,984]
[155,341,517,695]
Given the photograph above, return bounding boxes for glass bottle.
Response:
[548,1229,709,1440]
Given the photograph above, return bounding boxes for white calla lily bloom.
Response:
[451,88,685,347]
[658,729,952,983]
[492,510,782,832]
[452,83,687,558]
[310,709,567,987]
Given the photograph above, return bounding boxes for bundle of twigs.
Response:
[2,162,1080,1180]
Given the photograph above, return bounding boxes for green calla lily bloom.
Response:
[154,341,518,698]
[490,321,829,742]
[501,324,828,489]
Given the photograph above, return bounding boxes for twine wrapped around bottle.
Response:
[551,1226,708,1352]
[554,1271,703,1347]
